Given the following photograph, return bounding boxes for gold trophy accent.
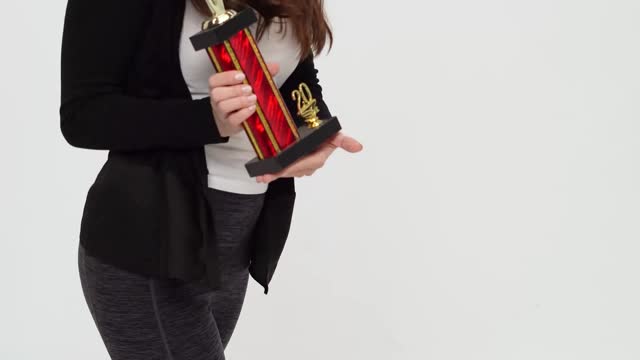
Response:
[292,83,322,129]
[204,0,237,28]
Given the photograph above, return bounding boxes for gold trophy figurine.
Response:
[292,83,323,129]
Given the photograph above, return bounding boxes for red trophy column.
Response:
[197,9,298,160]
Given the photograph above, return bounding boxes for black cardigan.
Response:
[60,0,332,294]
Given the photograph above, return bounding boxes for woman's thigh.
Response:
[78,245,224,360]
[205,188,266,347]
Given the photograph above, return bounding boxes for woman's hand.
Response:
[256,132,363,184]
[209,64,280,137]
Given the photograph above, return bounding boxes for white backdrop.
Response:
[1,0,639,359]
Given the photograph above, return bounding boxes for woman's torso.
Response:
[62,0,326,293]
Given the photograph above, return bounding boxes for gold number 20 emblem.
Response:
[292,83,322,129]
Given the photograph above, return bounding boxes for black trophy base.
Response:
[245,117,342,177]
[190,8,258,50]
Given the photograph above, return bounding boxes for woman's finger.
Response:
[329,132,364,153]
[211,84,252,104]
[227,105,257,126]
[314,141,338,161]
[266,63,280,76]
[209,71,245,89]
[217,94,257,115]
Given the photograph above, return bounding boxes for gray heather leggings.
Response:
[78,188,265,360]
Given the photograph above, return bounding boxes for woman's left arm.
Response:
[279,55,333,126]
[257,55,363,184]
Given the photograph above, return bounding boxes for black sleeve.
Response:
[279,55,333,128]
[59,0,227,151]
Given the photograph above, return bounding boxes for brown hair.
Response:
[191,0,333,58]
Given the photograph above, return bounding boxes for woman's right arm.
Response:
[60,0,228,151]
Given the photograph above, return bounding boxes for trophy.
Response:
[190,0,341,177]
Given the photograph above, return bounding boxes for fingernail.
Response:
[235,73,246,81]
[247,94,257,103]
[247,105,256,112]
[242,85,252,94]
